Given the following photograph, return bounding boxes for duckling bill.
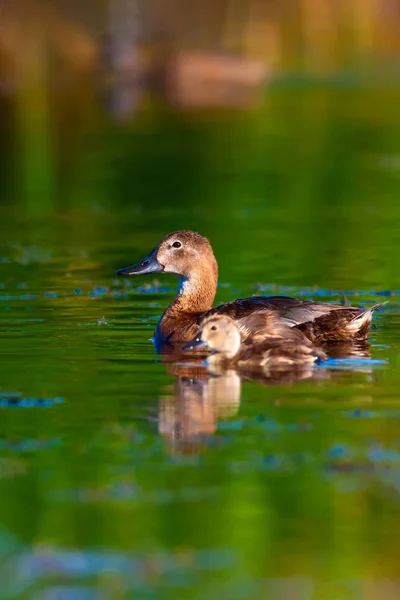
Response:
[117,230,385,346]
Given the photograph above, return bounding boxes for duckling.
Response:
[117,230,384,346]
[183,314,327,372]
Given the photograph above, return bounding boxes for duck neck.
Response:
[157,260,218,340]
[170,271,217,315]
[224,330,242,359]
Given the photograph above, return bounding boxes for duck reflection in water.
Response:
[158,363,241,455]
[158,356,377,454]
[157,355,333,455]
[157,335,375,454]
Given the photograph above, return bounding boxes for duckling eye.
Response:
[211,325,217,331]
[172,241,182,248]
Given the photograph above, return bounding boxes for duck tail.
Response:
[345,302,387,336]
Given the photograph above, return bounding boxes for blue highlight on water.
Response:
[0,396,64,408]
[323,358,387,370]
[0,283,397,302]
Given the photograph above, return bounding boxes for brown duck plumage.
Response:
[117,230,384,348]
[183,314,327,373]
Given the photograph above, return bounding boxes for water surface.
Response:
[0,84,400,599]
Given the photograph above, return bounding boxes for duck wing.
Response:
[296,302,386,343]
[205,295,346,326]
[200,297,385,343]
[235,311,315,345]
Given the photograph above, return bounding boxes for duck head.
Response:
[117,230,218,281]
[184,315,241,359]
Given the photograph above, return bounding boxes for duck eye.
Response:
[172,241,181,248]
[211,325,217,331]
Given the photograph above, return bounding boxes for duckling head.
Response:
[184,315,242,359]
[117,230,218,282]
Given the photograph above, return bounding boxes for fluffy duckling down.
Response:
[184,313,327,373]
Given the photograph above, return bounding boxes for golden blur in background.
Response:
[1,0,400,118]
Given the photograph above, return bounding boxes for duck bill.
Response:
[117,248,163,276]
[182,336,208,352]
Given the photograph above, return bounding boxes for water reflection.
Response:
[158,344,378,454]
[159,364,241,454]
[324,341,372,359]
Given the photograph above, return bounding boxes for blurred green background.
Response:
[0,1,400,599]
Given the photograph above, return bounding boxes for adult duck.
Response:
[117,230,383,346]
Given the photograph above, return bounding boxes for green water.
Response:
[0,85,400,599]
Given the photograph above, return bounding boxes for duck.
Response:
[182,314,327,372]
[117,230,384,347]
